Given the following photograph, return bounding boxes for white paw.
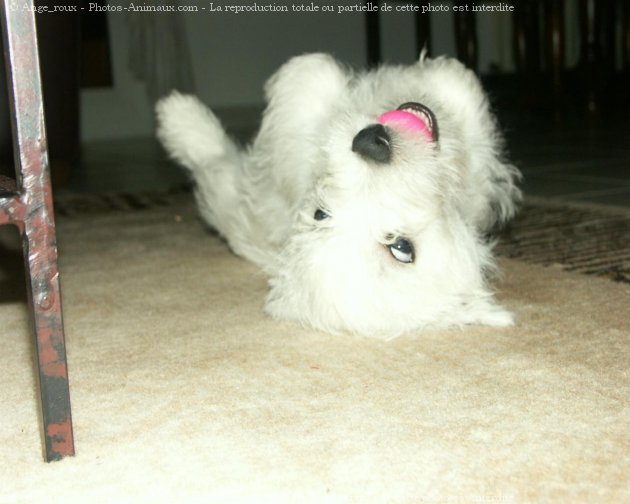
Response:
[156,91,228,168]
[474,304,515,327]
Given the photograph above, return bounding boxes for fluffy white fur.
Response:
[156,53,521,339]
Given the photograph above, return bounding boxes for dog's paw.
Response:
[156,91,229,169]
[465,300,515,328]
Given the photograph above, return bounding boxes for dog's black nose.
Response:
[352,124,391,163]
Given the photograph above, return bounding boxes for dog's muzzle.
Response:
[352,102,438,164]
[352,124,392,163]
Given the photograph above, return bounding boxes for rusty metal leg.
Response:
[23,207,74,461]
[1,0,75,461]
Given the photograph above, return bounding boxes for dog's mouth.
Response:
[397,102,438,141]
[377,102,438,142]
[352,102,438,164]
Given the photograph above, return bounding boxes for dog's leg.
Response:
[461,298,515,327]
[156,92,282,267]
[156,92,239,173]
[156,92,243,227]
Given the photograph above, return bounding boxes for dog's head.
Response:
[262,55,519,338]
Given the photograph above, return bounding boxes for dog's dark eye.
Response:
[314,209,329,221]
[388,237,415,263]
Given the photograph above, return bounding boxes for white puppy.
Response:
[156,53,521,338]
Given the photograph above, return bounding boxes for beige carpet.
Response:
[0,196,628,503]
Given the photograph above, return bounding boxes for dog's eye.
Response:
[388,238,415,264]
[314,209,329,221]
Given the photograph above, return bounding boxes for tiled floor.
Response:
[62,115,630,208]
[505,118,630,207]
[69,136,190,194]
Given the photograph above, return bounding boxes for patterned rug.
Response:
[53,189,630,284]
[496,198,630,284]
[53,186,191,216]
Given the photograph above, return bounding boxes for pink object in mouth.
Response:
[377,110,433,141]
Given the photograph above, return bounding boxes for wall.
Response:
[80,0,532,142]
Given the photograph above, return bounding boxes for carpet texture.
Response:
[0,196,629,503]
[51,189,630,283]
[497,197,630,283]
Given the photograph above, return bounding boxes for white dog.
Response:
[156,53,521,338]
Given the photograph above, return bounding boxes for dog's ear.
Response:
[413,58,522,233]
[463,150,522,237]
[482,159,523,234]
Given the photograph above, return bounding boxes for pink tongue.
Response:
[377,110,432,140]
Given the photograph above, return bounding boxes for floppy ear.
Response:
[483,157,522,233]
[457,145,522,235]
[413,57,522,233]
